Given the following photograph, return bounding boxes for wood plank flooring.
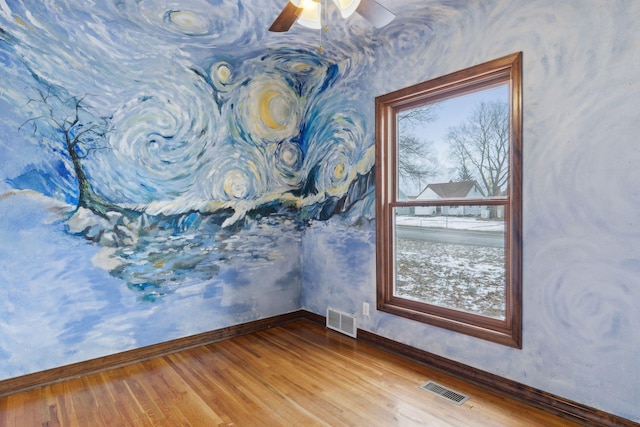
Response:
[0,320,581,426]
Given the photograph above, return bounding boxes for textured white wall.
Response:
[303,0,640,421]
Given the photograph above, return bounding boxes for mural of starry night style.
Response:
[1,0,639,422]
[0,0,384,378]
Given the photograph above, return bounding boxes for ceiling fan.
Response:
[269,0,395,32]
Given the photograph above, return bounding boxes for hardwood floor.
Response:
[0,320,581,426]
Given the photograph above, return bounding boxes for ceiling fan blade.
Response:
[355,0,395,28]
[269,2,304,32]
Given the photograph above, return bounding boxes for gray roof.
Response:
[421,181,477,198]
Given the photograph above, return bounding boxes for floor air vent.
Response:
[326,308,357,338]
[420,381,470,405]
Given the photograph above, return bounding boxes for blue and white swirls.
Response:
[163,9,211,36]
[228,73,303,146]
[210,61,236,93]
[95,77,220,203]
[272,140,304,188]
[122,0,260,46]
[302,107,369,197]
[202,141,269,202]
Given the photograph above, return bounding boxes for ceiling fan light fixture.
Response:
[290,0,322,29]
[268,0,395,33]
[333,0,361,18]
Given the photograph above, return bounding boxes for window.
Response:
[375,52,522,347]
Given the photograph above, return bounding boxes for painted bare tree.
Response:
[21,84,124,217]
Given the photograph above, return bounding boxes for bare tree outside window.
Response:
[448,100,509,199]
[397,106,440,195]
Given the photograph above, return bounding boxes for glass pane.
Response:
[393,206,506,319]
[397,84,510,201]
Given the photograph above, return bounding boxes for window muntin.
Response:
[375,53,522,347]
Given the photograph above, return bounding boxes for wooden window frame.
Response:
[375,52,523,348]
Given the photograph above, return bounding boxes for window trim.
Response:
[375,52,523,348]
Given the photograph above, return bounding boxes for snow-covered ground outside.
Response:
[396,215,504,231]
[394,215,505,318]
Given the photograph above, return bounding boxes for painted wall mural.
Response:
[1,0,639,424]
[0,0,375,379]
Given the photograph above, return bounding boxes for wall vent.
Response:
[326,308,357,338]
[420,381,470,405]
